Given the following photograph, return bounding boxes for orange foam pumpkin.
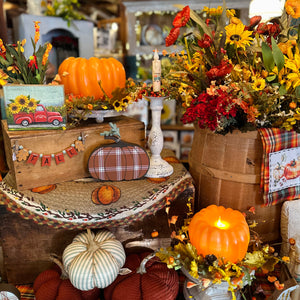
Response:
[58,57,126,99]
[188,205,250,263]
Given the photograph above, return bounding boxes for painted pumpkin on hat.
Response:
[62,229,126,290]
[104,252,179,300]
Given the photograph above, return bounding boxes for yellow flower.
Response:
[0,39,6,54]
[0,69,8,86]
[226,9,236,18]
[252,78,266,91]
[113,100,123,112]
[8,102,21,115]
[14,95,29,108]
[225,23,253,50]
[230,17,242,25]
[285,0,300,19]
[285,53,300,89]
[27,98,38,112]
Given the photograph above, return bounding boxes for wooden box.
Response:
[1,116,146,191]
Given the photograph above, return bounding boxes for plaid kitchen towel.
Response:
[259,128,300,206]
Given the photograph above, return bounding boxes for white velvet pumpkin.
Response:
[62,229,126,291]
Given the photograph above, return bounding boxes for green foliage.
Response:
[42,0,85,26]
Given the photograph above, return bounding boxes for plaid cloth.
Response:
[259,128,300,206]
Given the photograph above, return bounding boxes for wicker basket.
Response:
[189,127,282,242]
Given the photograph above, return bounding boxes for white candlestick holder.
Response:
[145,96,173,178]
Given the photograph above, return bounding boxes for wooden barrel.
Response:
[189,127,282,243]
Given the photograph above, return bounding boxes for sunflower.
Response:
[113,100,123,112]
[14,95,29,108]
[8,102,21,115]
[252,78,266,91]
[27,98,38,112]
[285,53,300,89]
[225,23,253,50]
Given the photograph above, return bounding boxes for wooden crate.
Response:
[1,116,146,190]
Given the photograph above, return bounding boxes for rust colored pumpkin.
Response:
[58,57,126,99]
[188,205,250,263]
[104,252,179,300]
[91,185,121,205]
[88,136,149,181]
[33,255,100,300]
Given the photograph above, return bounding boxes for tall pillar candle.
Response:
[152,49,161,92]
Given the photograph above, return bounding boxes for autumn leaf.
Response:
[267,275,277,283]
[274,280,284,290]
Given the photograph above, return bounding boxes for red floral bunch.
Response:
[165,6,190,47]
[181,87,238,132]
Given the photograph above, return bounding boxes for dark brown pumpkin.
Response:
[88,136,149,181]
[104,252,179,300]
[91,185,121,205]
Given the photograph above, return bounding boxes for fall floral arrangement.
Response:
[0,21,52,85]
[162,0,300,135]
[64,81,137,127]
[156,203,290,300]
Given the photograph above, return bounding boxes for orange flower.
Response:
[173,6,190,27]
[34,21,41,44]
[274,280,284,290]
[285,0,300,18]
[42,43,52,65]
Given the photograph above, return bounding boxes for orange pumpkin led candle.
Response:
[189,205,250,263]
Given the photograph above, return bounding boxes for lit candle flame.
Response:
[215,216,229,229]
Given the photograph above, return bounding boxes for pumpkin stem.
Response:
[136,253,156,275]
[49,253,69,280]
[104,135,120,143]
[86,229,99,254]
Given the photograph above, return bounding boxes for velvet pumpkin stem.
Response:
[136,253,156,274]
[49,253,69,280]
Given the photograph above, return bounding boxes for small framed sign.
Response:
[2,84,66,130]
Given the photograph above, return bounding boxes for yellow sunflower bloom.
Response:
[14,95,29,108]
[113,100,123,112]
[225,23,253,50]
[27,98,38,112]
[285,53,300,89]
[0,69,8,86]
[252,78,266,91]
[9,103,21,115]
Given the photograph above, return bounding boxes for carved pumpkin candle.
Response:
[189,205,250,263]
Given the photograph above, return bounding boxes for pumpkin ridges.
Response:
[58,57,75,95]
[87,57,103,99]
[35,278,61,300]
[33,269,61,292]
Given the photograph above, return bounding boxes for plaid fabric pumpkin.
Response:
[88,136,150,181]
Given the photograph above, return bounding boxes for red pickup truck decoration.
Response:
[13,103,63,127]
[3,85,66,130]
